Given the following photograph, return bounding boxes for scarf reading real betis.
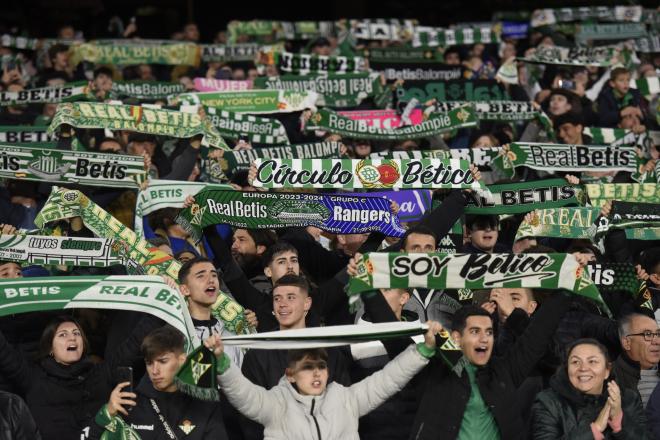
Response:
[0,125,57,147]
[0,275,198,348]
[515,207,601,241]
[69,41,201,66]
[348,252,606,311]
[0,81,89,106]
[171,90,319,114]
[134,180,234,236]
[252,73,384,108]
[215,141,342,178]
[493,143,637,177]
[305,105,478,141]
[431,101,549,122]
[464,178,585,215]
[252,158,483,190]
[34,187,250,334]
[177,189,406,243]
[204,107,290,144]
[585,183,660,207]
[48,102,229,150]
[0,145,147,188]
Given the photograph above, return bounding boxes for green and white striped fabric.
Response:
[530,6,643,27]
[204,107,289,144]
[412,26,501,48]
[0,34,40,50]
[252,158,482,190]
[583,127,639,145]
[632,76,660,98]
[431,101,541,121]
[348,252,605,308]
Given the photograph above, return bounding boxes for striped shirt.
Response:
[638,368,659,407]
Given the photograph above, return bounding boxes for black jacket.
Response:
[409,294,570,440]
[0,315,160,440]
[85,378,228,439]
[0,391,41,440]
[532,368,648,439]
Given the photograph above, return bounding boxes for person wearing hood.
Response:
[203,320,442,440]
[532,338,648,439]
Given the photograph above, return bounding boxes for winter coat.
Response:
[222,344,429,440]
[0,391,41,440]
[532,368,648,439]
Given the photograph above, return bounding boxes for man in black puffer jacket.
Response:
[0,391,41,440]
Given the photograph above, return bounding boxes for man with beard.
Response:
[231,228,277,284]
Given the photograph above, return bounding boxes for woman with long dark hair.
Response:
[0,314,159,440]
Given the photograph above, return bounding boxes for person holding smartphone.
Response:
[83,326,229,440]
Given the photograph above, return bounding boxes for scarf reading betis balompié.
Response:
[109,81,186,100]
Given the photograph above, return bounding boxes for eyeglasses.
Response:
[626,330,660,342]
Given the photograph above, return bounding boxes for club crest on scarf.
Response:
[356,159,400,188]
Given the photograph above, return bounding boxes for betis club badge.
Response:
[356,159,400,188]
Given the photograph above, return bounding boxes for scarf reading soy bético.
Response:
[48,102,229,150]
[348,252,606,310]
[214,141,343,179]
[252,158,483,190]
[305,105,478,141]
[34,187,250,335]
[0,234,128,267]
[530,6,643,27]
[412,25,501,48]
[177,189,406,243]
[516,45,626,67]
[252,72,384,108]
[0,81,90,106]
[68,41,201,66]
[585,183,660,207]
[134,180,234,236]
[203,107,290,145]
[109,81,186,100]
[0,145,147,188]
[492,142,638,177]
[171,90,319,114]
[464,178,586,215]
[0,275,198,349]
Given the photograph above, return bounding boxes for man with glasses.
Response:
[614,313,660,406]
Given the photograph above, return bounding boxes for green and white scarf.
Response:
[110,81,186,100]
[632,76,660,98]
[252,158,483,190]
[253,73,384,108]
[177,189,406,243]
[517,45,622,67]
[200,43,262,62]
[134,180,234,236]
[583,127,643,146]
[204,107,289,144]
[69,41,200,66]
[306,105,478,141]
[349,252,605,309]
[0,234,127,267]
[395,79,509,103]
[272,51,368,75]
[585,183,660,207]
[530,6,643,27]
[575,23,648,43]
[589,262,641,295]
[362,47,444,63]
[597,201,660,240]
[34,187,250,334]
[0,275,198,348]
[370,147,501,168]
[464,178,585,215]
[635,35,660,53]
[172,90,318,114]
[0,145,147,188]
[493,142,637,177]
[48,102,229,150]
[95,404,141,440]
[0,82,89,106]
[412,26,501,48]
[515,207,601,241]
[430,101,552,129]
[0,34,40,50]
[0,125,57,147]
[215,141,342,178]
